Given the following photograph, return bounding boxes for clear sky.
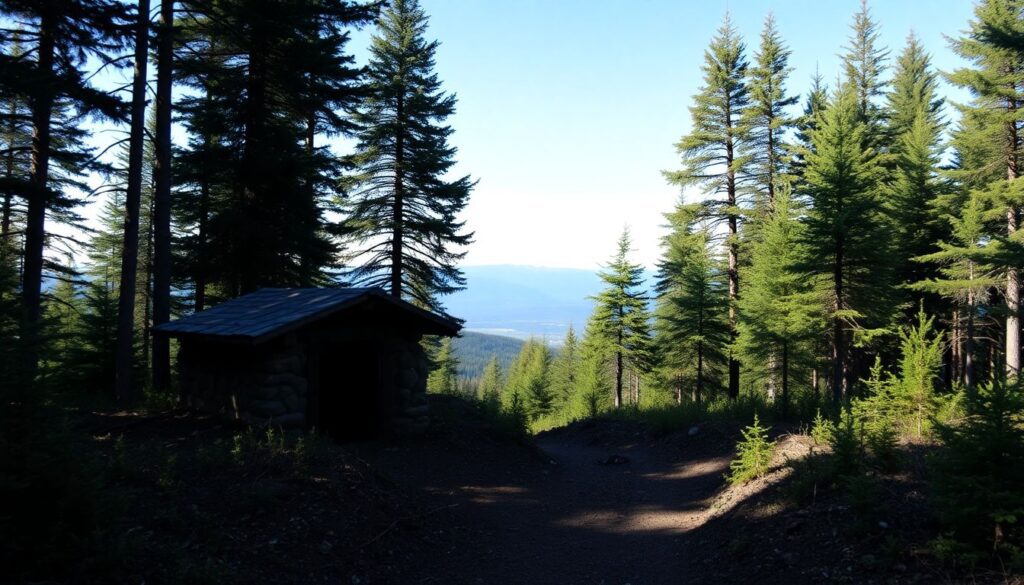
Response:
[339,0,976,270]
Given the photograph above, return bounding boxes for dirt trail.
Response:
[357,422,733,585]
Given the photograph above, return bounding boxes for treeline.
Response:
[443,1,1024,432]
[0,0,472,403]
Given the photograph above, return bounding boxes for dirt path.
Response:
[356,422,733,585]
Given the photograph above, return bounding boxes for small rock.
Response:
[878,520,889,529]
[894,563,907,573]
[598,454,630,465]
[319,540,332,554]
[688,426,700,436]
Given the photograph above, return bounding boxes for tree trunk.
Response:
[965,289,976,390]
[141,191,154,376]
[21,13,56,378]
[195,173,208,311]
[725,100,740,399]
[115,0,151,405]
[391,94,404,298]
[695,341,704,404]
[1,99,15,239]
[832,225,847,403]
[811,367,819,396]
[152,0,174,394]
[781,339,789,419]
[614,347,623,408]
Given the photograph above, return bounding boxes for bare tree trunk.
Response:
[966,289,976,390]
[22,13,56,378]
[390,94,404,298]
[1,99,16,239]
[832,229,847,403]
[695,342,704,404]
[115,0,151,406]
[614,346,623,408]
[781,340,789,419]
[811,367,819,396]
[725,101,740,400]
[152,0,174,394]
[141,191,154,376]
[195,174,208,311]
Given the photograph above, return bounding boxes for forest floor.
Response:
[74,396,1018,584]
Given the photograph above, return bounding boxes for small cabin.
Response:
[153,287,460,439]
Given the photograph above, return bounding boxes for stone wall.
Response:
[179,334,432,435]
[382,340,432,435]
[179,335,308,430]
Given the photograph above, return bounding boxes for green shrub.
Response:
[810,409,834,445]
[931,378,1024,564]
[727,413,775,485]
[829,408,865,476]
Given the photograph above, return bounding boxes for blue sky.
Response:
[340,0,976,269]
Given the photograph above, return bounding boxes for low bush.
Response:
[727,413,775,485]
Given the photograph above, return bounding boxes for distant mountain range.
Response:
[445,265,604,342]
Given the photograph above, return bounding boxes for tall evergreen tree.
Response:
[841,0,889,126]
[914,195,1001,389]
[478,354,503,404]
[666,12,749,398]
[799,83,895,403]
[175,0,374,298]
[151,0,175,395]
[345,0,473,312]
[948,0,1024,376]
[654,204,730,403]
[742,13,796,216]
[426,336,458,395]
[737,190,819,412]
[887,34,947,314]
[591,229,651,408]
[503,338,552,421]
[549,325,581,411]
[0,0,130,377]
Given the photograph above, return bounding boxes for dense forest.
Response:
[3,0,1024,581]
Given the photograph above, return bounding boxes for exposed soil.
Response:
[73,398,1019,584]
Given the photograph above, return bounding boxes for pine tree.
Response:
[175,0,374,297]
[478,354,503,404]
[841,0,889,126]
[151,0,175,395]
[427,337,458,395]
[737,190,819,413]
[914,195,1001,389]
[0,0,130,376]
[799,83,895,403]
[947,0,1024,377]
[345,0,474,312]
[742,13,796,217]
[573,319,614,417]
[665,12,749,398]
[654,204,730,403]
[503,338,552,421]
[591,230,651,408]
[114,0,152,405]
[887,35,947,314]
[549,325,581,411]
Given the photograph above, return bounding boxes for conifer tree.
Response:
[478,354,503,403]
[887,35,947,313]
[914,195,1001,389]
[503,338,552,421]
[737,190,819,412]
[427,337,458,395]
[151,0,175,395]
[841,0,889,126]
[666,12,749,398]
[549,325,581,410]
[0,0,130,376]
[591,230,651,408]
[175,0,374,297]
[654,204,730,403]
[345,0,474,312]
[799,84,895,403]
[742,13,796,216]
[948,0,1024,376]
[573,320,614,417]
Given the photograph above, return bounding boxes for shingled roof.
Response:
[152,287,460,343]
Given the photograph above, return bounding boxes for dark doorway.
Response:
[317,343,386,441]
